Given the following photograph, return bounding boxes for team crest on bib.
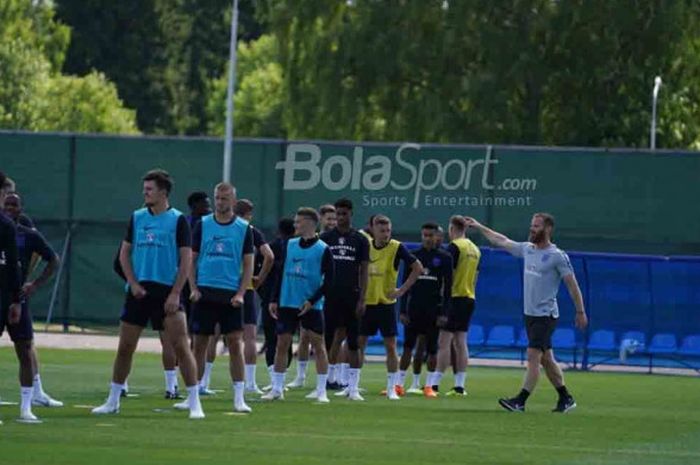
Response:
[216,242,225,253]
[146,232,155,243]
[339,237,345,245]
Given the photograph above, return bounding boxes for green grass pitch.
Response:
[0,348,699,465]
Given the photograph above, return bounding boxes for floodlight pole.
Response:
[223,0,240,182]
[650,76,662,150]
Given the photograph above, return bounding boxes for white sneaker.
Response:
[173,399,189,411]
[304,389,319,400]
[91,402,119,415]
[261,384,273,392]
[245,386,264,395]
[316,393,330,403]
[387,390,401,401]
[18,410,42,423]
[348,391,365,401]
[286,378,305,388]
[234,402,252,413]
[334,387,350,397]
[261,390,283,401]
[199,387,216,396]
[189,407,205,420]
[32,393,64,408]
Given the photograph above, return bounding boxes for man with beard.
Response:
[465,213,587,413]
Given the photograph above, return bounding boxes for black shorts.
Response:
[525,315,558,351]
[276,307,324,335]
[120,282,182,331]
[403,307,439,355]
[243,289,258,326]
[190,287,243,335]
[324,290,361,350]
[444,297,475,332]
[360,304,397,338]
[0,301,33,342]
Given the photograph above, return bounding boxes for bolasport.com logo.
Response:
[275,143,537,209]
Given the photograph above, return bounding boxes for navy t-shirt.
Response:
[16,225,56,283]
[319,228,369,293]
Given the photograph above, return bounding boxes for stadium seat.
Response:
[552,328,577,350]
[486,325,515,347]
[648,333,678,354]
[678,335,700,356]
[587,330,616,351]
[515,328,528,348]
[467,325,485,346]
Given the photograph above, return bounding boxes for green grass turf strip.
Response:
[0,348,699,465]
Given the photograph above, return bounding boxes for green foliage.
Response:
[206,34,284,138]
[0,0,138,134]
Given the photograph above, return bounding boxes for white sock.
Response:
[316,373,328,397]
[398,370,407,387]
[32,374,45,398]
[186,385,200,410]
[387,372,396,394]
[233,381,245,406]
[245,364,257,388]
[297,360,308,380]
[273,371,285,393]
[327,364,337,384]
[20,386,33,413]
[165,370,177,393]
[349,368,360,393]
[202,362,214,389]
[108,382,124,406]
[426,371,435,387]
[123,380,129,393]
[455,371,466,389]
[340,363,350,385]
[410,372,421,389]
[433,372,444,389]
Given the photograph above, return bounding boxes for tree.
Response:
[206,34,284,138]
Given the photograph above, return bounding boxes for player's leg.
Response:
[324,304,340,389]
[289,328,311,388]
[92,321,143,414]
[29,345,63,407]
[399,326,417,391]
[542,350,576,412]
[434,330,454,393]
[305,312,330,403]
[160,330,180,399]
[164,311,205,419]
[422,323,439,397]
[449,331,468,396]
[199,324,219,395]
[243,290,261,393]
[13,339,38,421]
[263,308,296,400]
[329,328,348,388]
[408,336,426,393]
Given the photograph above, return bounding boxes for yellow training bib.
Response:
[365,239,401,305]
[451,237,481,299]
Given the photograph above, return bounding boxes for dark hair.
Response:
[367,214,377,227]
[421,222,439,231]
[319,204,336,215]
[142,169,173,195]
[450,215,467,231]
[0,171,6,190]
[296,207,320,224]
[187,191,209,208]
[534,212,555,229]
[334,198,353,210]
[373,215,391,226]
[278,217,295,237]
[234,199,254,216]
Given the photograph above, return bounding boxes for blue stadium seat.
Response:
[587,330,616,351]
[678,335,700,356]
[552,328,577,350]
[467,325,485,346]
[486,325,515,347]
[621,331,647,348]
[516,328,528,348]
[648,333,678,354]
